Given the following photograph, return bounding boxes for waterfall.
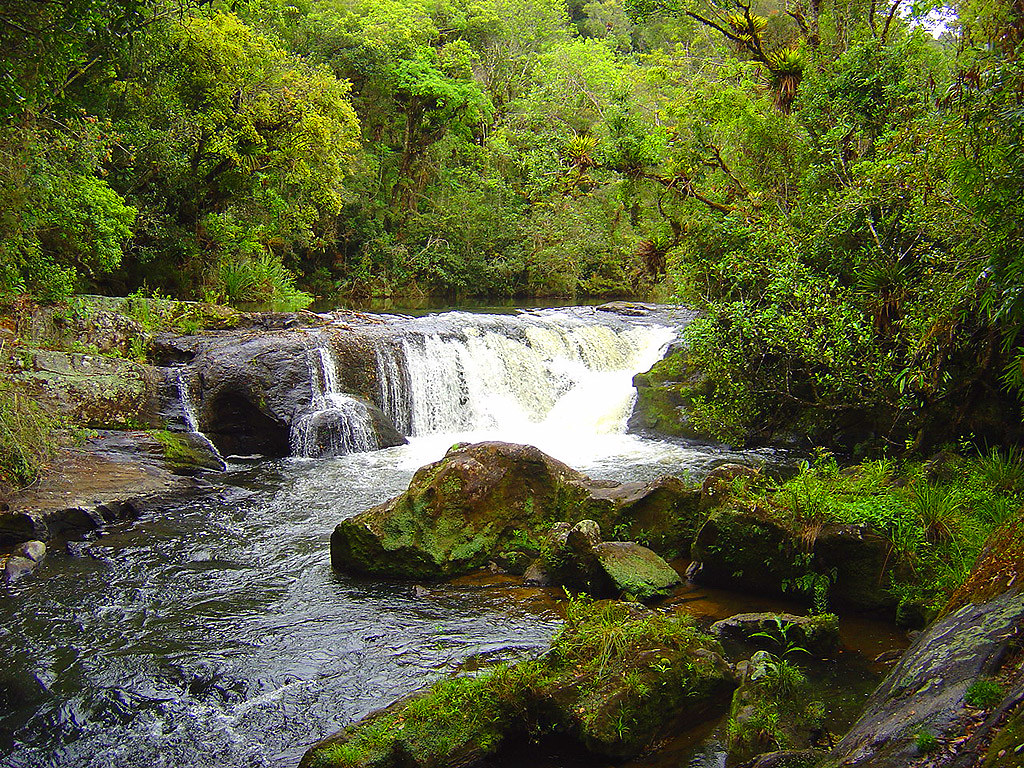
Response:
[291,338,379,458]
[174,369,223,459]
[375,314,675,442]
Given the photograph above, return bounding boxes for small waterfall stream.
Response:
[290,338,378,458]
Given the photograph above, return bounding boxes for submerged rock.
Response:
[330,442,702,580]
[3,555,38,583]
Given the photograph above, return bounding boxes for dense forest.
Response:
[0,0,1022,448]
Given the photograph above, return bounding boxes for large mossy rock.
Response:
[5,349,163,428]
[822,517,1024,768]
[330,442,702,580]
[689,508,901,612]
[300,600,737,768]
[628,348,716,441]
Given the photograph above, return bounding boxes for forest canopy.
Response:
[1,0,1022,447]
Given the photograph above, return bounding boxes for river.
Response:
[0,307,892,767]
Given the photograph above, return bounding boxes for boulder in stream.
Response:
[690,507,902,612]
[547,520,682,601]
[300,600,737,768]
[330,442,702,580]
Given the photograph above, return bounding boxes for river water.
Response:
[0,307,890,768]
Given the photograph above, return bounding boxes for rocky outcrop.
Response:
[331,442,703,580]
[300,600,737,768]
[165,328,404,457]
[628,347,717,441]
[821,518,1024,768]
[688,508,902,612]
[0,431,206,551]
[820,589,1024,768]
[6,349,164,428]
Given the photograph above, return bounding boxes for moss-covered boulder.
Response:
[300,599,737,768]
[627,348,715,440]
[592,542,681,601]
[820,519,1024,768]
[331,442,703,580]
[689,508,901,612]
[726,651,826,763]
[5,349,163,428]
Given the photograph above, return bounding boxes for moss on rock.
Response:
[300,599,737,768]
[331,442,703,580]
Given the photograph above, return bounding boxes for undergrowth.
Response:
[0,366,59,492]
[725,447,1023,613]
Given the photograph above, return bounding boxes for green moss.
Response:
[302,598,736,768]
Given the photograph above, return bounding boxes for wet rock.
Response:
[595,301,652,316]
[16,540,45,562]
[593,542,681,601]
[710,612,840,658]
[690,509,902,612]
[3,555,38,583]
[174,330,403,457]
[821,589,1024,768]
[331,442,702,580]
[523,560,551,587]
[627,348,718,441]
[300,600,737,768]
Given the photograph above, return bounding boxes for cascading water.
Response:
[174,369,224,459]
[0,306,813,768]
[291,338,378,458]
[373,311,677,468]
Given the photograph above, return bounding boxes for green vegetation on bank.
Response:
[718,449,1023,617]
[4,0,1022,445]
[303,596,735,768]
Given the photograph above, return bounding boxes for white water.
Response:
[291,339,378,458]
[373,314,688,470]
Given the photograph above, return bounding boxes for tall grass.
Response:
[0,376,57,491]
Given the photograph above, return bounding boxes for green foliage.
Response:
[965,678,1004,709]
[915,730,938,754]
[0,373,60,490]
[749,450,1017,612]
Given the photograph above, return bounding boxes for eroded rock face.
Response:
[821,589,1024,768]
[169,329,404,457]
[331,442,703,580]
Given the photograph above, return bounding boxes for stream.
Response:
[0,307,902,767]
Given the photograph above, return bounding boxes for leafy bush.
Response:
[0,375,59,490]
